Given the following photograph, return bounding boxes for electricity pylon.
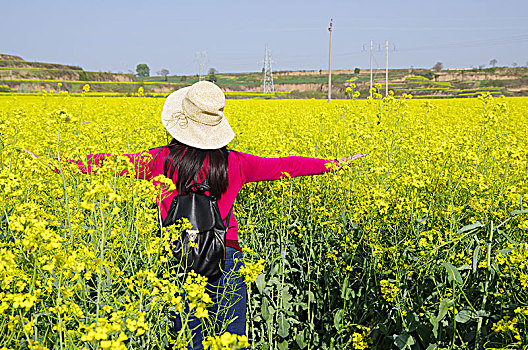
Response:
[261,44,274,94]
[195,51,208,81]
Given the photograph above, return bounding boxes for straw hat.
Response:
[161,81,235,149]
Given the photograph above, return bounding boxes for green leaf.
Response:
[495,248,512,257]
[377,323,388,334]
[295,329,307,349]
[255,274,266,294]
[270,264,281,275]
[444,262,463,285]
[416,214,428,223]
[455,309,478,323]
[268,305,275,320]
[393,333,415,349]
[431,315,439,338]
[341,211,348,226]
[478,310,490,317]
[436,298,453,323]
[349,289,356,299]
[472,244,481,274]
[268,276,280,285]
[340,277,349,300]
[497,229,517,244]
[333,309,344,329]
[510,209,528,217]
[277,314,290,338]
[404,313,420,333]
[277,340,289,350]
[0,207,13,226]
[457,221,483,234]
[282,286,293,310]
[286,221,300,230]
[261,298,272,322]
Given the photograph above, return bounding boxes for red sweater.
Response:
[70,148,335,250]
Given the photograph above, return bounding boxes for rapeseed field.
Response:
[1,92,527,349]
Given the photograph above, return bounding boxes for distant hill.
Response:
[0,55,180,94]
[1,54,527,98]
[145,67,528,98]
[0,54,83,70]
[0,54,24,61]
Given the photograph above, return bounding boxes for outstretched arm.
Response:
[65,152,154,179]
[18,148,162,180]
[237,152,366,184]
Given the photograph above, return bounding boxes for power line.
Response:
[185,33,528,69]
[399,34,528,52]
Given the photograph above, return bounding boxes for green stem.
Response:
[57,274,64,350]
[450,279,456,350]
[475,220,494,349]
[56,123,74,249]
[96,207,107,319]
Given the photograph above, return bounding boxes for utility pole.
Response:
[262,44,274,94]
[370,40,373,97]
[363,40,394,97]
[385,40,389,96]
[328,19,333,103]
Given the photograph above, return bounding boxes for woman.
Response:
[23,81,364,349]
[155,81,363,349]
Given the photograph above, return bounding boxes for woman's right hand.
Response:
[18,148,39,159]
[17,148,58,172]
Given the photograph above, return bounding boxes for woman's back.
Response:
[147,147,334,250]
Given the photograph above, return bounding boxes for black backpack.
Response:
[162,183,230,282]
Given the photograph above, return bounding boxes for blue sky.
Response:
[2,0,527,75]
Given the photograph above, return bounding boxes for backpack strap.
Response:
[223,150,233,230]
[224,205,234,230]
[185,183,209,193]
[182,150,233,229]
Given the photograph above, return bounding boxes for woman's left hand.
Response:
[337,153,367,166]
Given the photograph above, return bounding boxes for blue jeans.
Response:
[173,247,247,349]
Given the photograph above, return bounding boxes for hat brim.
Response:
[161,87,235,149]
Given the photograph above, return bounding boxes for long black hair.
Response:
[163,138,229,198]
